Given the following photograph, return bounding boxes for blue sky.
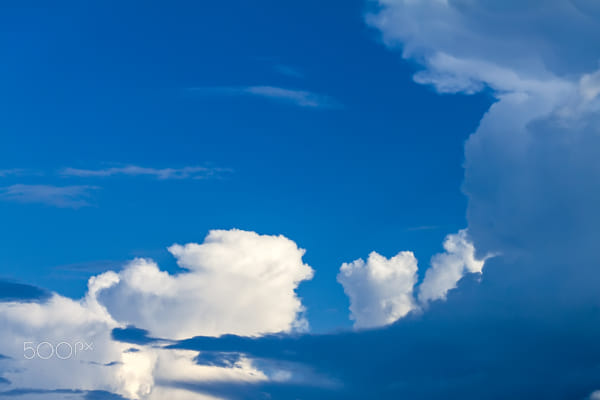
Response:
[2,1,600,399]
[0,1,490,331]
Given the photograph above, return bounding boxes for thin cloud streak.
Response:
[405,225,440,232]
[189,85,341,109]
[273,64,304,78]
[0,184,98,208]
[60,165,230,180]
[0,169,33,177]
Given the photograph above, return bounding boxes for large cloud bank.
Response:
[361,0,600,310]
[366,0,600,397]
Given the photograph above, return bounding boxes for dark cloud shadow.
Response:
[164,270,600,400]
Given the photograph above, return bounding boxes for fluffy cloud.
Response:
[98,229,314,339]
[337,251,418,328]
[0,229,315,399]
[338,230,488,328]
[418,229,486,304]
[0,280,125,396]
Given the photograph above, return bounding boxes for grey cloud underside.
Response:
[164,283,600,400]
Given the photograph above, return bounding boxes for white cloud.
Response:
[61,165,229,180]
[97,229,314,339]
[337,251,418,328]
[0,283,125,396]
[337,230,488,328]
[418,229,487,304]
[0,184,98,208]
[189,85,339,108]
[0,229,315,399]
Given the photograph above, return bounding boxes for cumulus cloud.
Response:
[418,229,487,304]
[337,251,418,328]
[98,229,314,339]
[359,0,600,363]
[338,230,488,328]
[368,0,600,288]
[0,279,125,396]
[0,229,315,399]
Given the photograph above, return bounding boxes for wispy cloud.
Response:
[405,225,440,232]
[0,184,98,208]
[273,64,304,78]
[60,165,229,180]
[0,169,30,177]
[189,86,340,109]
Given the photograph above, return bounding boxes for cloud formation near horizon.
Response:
[0,229,315,399]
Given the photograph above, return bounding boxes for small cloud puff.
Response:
[338,230,489,329]
[337,251,418,329]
